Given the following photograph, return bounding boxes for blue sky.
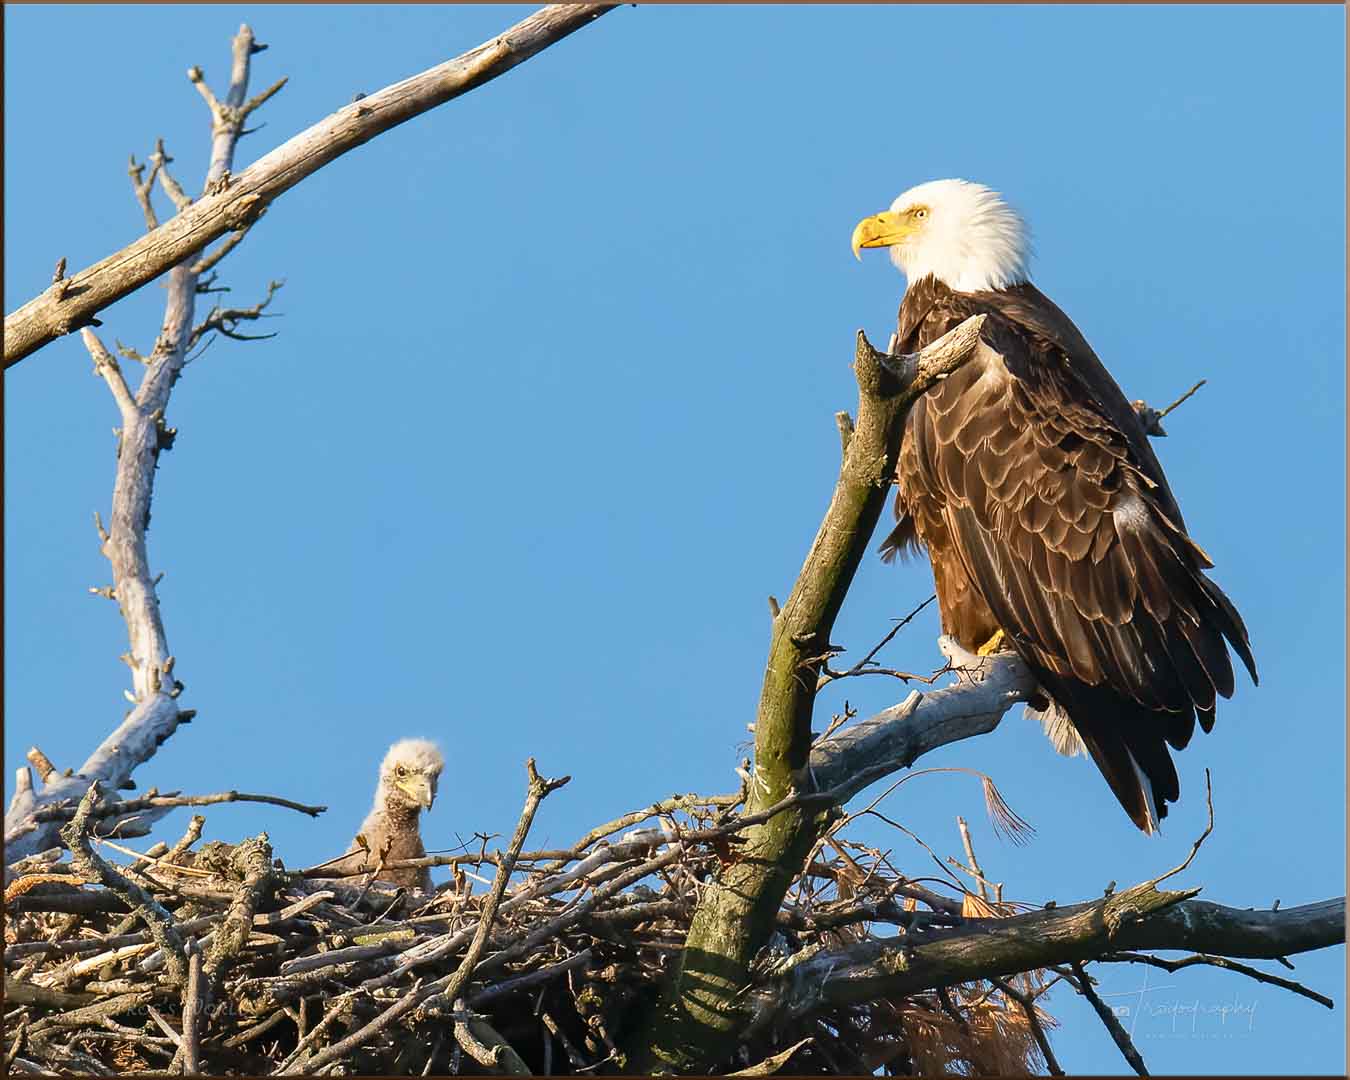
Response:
[5,5,1344,1073]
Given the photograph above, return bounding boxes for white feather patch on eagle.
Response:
[888,179,1032,293]
[1125,746,1161,835]
[1024,698,1087,758]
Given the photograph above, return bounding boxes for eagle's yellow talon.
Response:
[976,629,1007,657]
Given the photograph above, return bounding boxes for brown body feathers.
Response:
[883,275,1257,832]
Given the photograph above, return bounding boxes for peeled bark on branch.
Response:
[808,637,1036,803]
[2,4,616,368]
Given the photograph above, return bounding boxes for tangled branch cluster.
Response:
[5,777,1052,1076]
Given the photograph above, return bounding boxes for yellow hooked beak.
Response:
[399,775,436,811]
[851,211,916,261]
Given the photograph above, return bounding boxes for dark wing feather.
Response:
[891,277,1257,830]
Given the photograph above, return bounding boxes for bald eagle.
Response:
[852,179,1257,833]
[333,739,444,889]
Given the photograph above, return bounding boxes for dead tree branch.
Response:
[4,4,618,368]
[753,891,1344,1024]
[5,24,285,865]
[1070,960,1149,1076]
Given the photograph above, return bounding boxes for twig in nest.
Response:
[456,998,531,1075]
[542,1009,590,1070]
[203,834,277,1001]
[175,942,204,1074]
[33,788,326,824]
[58,782,187,985]
[282,759,568,1075]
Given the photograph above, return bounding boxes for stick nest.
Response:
[4,789,1053,1075]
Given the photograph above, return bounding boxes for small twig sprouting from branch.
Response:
[82,329,138,416]
[1100,950,1334,1009]
[113,340,147,364]
[242,76,289,119]
[1159,378,1207,419]
[990,975,1064,1076]
[1149,769,1215,890]
[1132,379,1206,437]
[189,227,251,276]
[186,279,283,351]
[187,65,221,117]
[127,153,163,231]
[156,165,192,215]
[816,594,938,690]
[956,816,989,902]
[32,788,326,826]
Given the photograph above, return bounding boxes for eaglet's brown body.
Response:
[882,276,1257,831]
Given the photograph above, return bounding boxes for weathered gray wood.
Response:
[3,4,616,368]
[4,26,264,864]
[809,636,1037,803]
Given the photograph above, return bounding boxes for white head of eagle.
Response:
[851,178,1032,294]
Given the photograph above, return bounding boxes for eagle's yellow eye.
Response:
[914,208,928,220]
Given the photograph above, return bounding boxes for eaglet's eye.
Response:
[395,765,407,777]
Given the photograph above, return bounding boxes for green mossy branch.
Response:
[632,316,990,1073]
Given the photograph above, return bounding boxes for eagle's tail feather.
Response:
[1036,673,1186,835]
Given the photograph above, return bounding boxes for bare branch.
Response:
[81,330,137,417]
[176,942,203,1073]
[1100,950,1335,1010]
[816,593,936,690]
[30,789,327,826]
[989,976,1063,1076]
[809,637,1036,805]
[5,4,620,367]
[457,1003,531,1075]
[127,153,162,231]
[187,279,283,351]
[188,227,250,276]
[754,890,1344,1024]
[1070,960,1149,1076]
[639,316,998,1071]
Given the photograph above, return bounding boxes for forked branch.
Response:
[4,4,618,367]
